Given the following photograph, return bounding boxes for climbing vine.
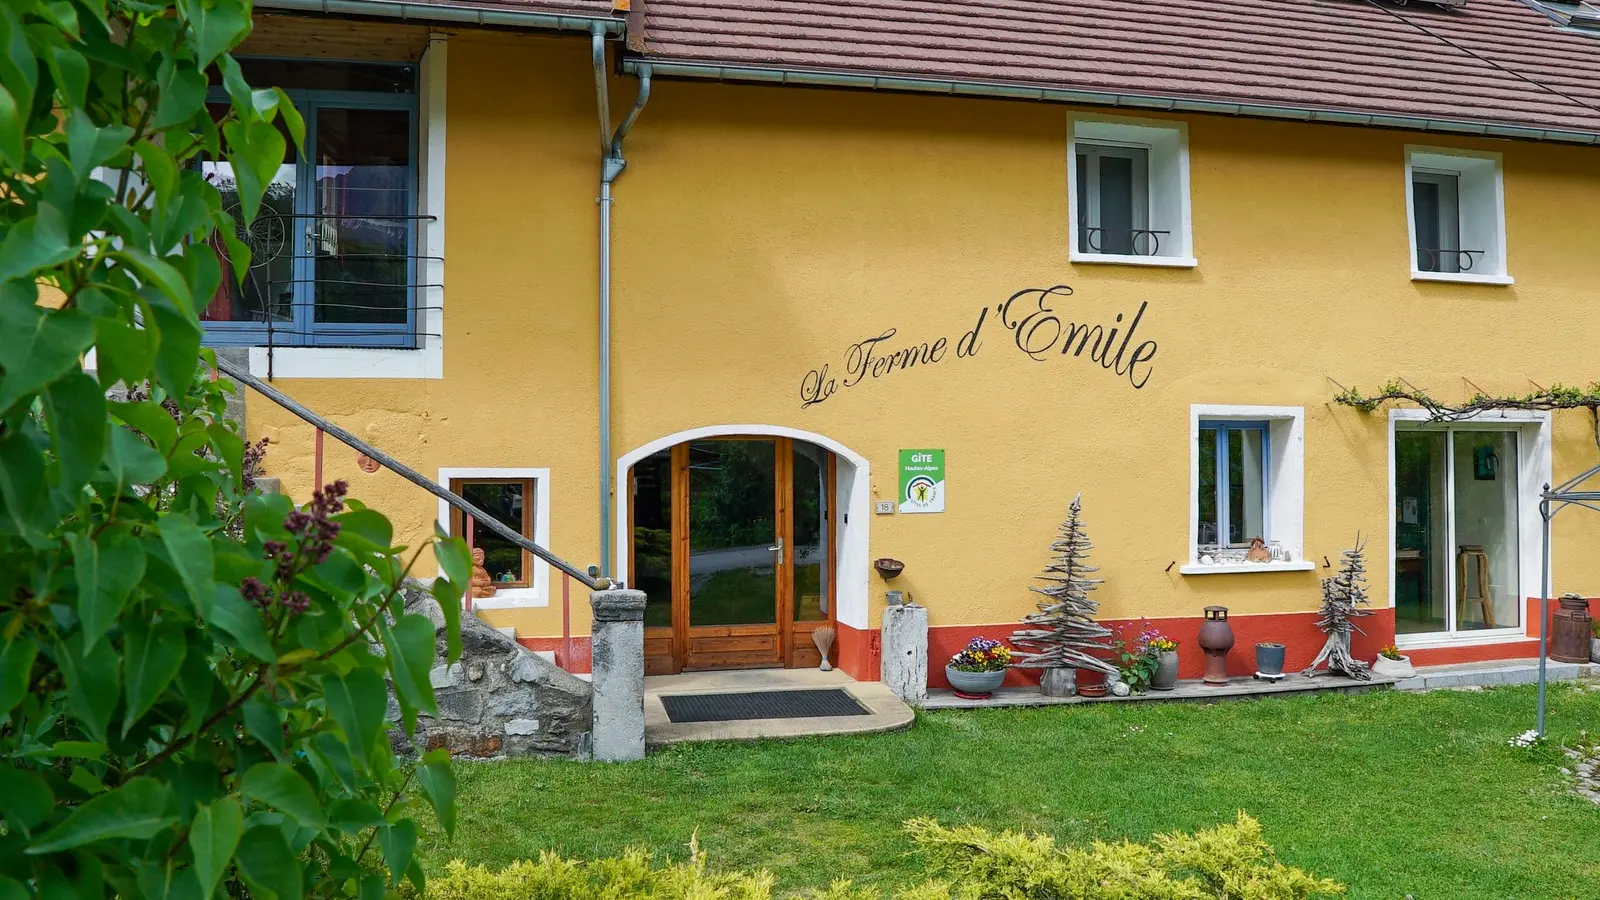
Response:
[1335,380,1600,448]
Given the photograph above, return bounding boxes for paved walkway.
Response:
[1396,657,1596,691]
[644,669,914,748]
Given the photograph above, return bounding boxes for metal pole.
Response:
[562,573,573,671]
[1537,490,1552,735]
[464,515,475,613]
[599,178,613,577]
[314,428,325,490]
[213,355,603,590]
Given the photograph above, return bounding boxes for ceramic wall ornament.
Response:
[356,452,381,474]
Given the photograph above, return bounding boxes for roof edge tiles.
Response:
[622,58,1600,146]
[256,0,625,33]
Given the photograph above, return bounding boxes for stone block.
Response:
[433,686,485,723]
[486,691,540,719]
[882,604,929,706]
[505,718,540,735]
[591,589,647,762]
[424,729,502,758]
[429,663,463,689]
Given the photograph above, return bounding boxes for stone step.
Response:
[1396,658,1597,691]
[495,625,517,640]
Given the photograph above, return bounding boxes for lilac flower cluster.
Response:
[242,481,349,618]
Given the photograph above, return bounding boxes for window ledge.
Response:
[1410,271,1515,286]
[1394,629,1529,650]
[469,588,547,610]
[1071,252,1198,269]
[1179,561,1316,575]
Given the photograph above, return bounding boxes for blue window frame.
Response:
[1198,420,1270,547]
[200,59,420,349]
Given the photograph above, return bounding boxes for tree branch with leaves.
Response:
[0,1,470,897]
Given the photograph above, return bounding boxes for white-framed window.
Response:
[437,466,550,608]
[1068,116,1195,267]
[1389,411,1549,647]
[1405,147,1511,285]
[1184,405,1310,574]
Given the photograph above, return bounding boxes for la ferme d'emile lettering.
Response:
[798,285,1158,408]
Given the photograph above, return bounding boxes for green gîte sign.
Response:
[898,449,946,514]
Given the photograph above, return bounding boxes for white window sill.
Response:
[1395,628,1528,650]
[1071,252,1198,269]
[1179,561,1316,575]
[247,344,443,380]
[468,588,547,610]
[1410,270,1514,286]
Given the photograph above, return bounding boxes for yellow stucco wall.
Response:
[246,29,1600,640]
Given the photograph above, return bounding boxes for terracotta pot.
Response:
[1197,606,1234,685]
[1077,682,1109,698]
[1151,650,1179,691]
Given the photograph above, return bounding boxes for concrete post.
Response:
[589,589,647,762]
[881,604,928,705]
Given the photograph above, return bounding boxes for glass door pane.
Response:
[792,443,829,621]
[311,106,413,328]
[687,441,778,627]
[632,449,673,629]
[1452,431,1519,630]
[1395,432,1449,635]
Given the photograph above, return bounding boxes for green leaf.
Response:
[58,632,118,742]
[68,528,145,650]
[93,313,159,389]
[189,797,242,899]
[134,139,178,213]
[220,118,286,224]
[0,768,53,834]
[64,113,132,183]
[434,537,469,663]
[103,425,169,487]
[147,294,202,399]
[0,4,38,118]
[378,820,417,887]
[210,584,275,661]
[331,508,393,554]
[327,798,385,832]
[0,427,47,538]
[45,45,88,110]
[382,613,439,730]
[418,749,457,838]
[26,777,175,853]
[321,668,387,761]
[109,400,179,455]
[240,764,324,830]
[122,617,187,736]
[154,57,207,129]
[41,370,108,494]
[274,88,305,154]
[0,634,37,717]
[241,695,285,759]
[158,515,215,621]
[0,287,93,412]
[234,824,302,900]
[0,83,21,169]
[180,0,252,68]
[111,248,189,312]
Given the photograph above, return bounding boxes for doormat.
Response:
[660,688,869,723]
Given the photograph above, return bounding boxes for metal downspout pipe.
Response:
[593,24,652,579]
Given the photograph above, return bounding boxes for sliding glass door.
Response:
[1394,428,1522,637]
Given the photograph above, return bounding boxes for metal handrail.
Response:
[213,355,605,590]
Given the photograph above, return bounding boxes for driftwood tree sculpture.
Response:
[1304,536,1374,680]
[1011,495,1117,684]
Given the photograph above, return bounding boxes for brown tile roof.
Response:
[634,0,1600,141]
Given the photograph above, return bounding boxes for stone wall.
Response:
[390,583,593,759]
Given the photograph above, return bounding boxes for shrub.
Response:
[419,815,1343,900]
[0,0,472,896]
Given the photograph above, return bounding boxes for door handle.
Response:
[768,537,784,566]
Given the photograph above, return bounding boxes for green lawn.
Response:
[419,683,1600,898]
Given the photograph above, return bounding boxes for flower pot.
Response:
[1255,642,1286,677]
[1076,667,1108,698]
[945,665,1005,698]
[1372,654,1416,679]
[1078,683,1109,698]
[1151,650,1179,691]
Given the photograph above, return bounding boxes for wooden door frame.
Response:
[637,436,836,674]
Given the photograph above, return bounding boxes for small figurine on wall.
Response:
[469,547,497,599]
[1246,537,1273,563]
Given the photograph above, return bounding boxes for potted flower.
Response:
[1149,635,1179,691]
[945,637,1011,699]
[1372,644,1416,679]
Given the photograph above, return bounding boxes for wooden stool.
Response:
[1456,545,1495,628]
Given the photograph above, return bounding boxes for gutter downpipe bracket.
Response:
[594,23,652,579]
